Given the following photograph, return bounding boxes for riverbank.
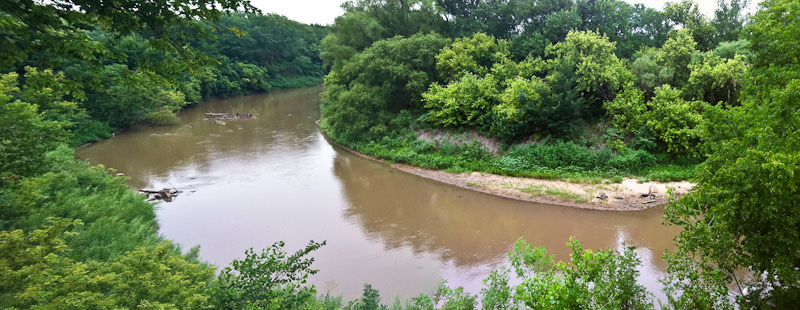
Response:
[330,139,694,211]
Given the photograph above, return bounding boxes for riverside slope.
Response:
[330,139,694,211]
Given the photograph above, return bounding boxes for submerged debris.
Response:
[205,112,255,121]
[139,188,182,202]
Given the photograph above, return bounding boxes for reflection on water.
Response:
[77,86,679,302]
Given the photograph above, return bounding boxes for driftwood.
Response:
[139,188,182,202]
[205,112,255,121]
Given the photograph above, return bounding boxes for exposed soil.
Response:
[390,163,693,211]
[331,140,694,212]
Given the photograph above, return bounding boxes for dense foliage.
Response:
[1,1,326,146]
[320,0,754,181]
[320,0,800,308]
[0,0,330,308]
[4,0,800,309]
[663,0,800,307]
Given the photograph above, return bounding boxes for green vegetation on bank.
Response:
[319,0,800,307]
[320,0,753,182]
[3,0,800,309]
[1,1,326,147]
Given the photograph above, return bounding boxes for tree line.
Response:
[1,0,326,147]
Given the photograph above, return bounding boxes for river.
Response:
[76,85,679,302]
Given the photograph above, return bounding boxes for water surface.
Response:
[77,86,679,301]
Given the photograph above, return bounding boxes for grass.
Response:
[519,184,583,201]
[643,164,696,182]
[544,187,582,201]
[520,185,545,197]
[334,130,697,184]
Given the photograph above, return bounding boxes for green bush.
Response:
[608,149,657,173]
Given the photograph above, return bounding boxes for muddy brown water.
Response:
[77,85,679,302]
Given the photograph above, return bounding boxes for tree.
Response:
[547,30,630,103]
[423,73,500,128]
[645,85,706,155]
[604,84,706,155]
[321,0,448,71]
[435,33,511,84]
[664,0,800,307]
[713,0,750,43]
[210,240,326,310]
[0,219,216,309]
[712,39,752,60]
[487,237,653,309]
[0,0,255,70]
[84,65,187,129]
[664,0,716,50]
[630,48,672,94]
[604,83,647,134]
[629,4,671,51]
[490,76,550,140]
[682,53,748,106]
[322,33,449,142]
[322,83,393,142]
[0,73,68,178]
[435,0,574,39]
[512,7,582,60]
[656,28,698,88]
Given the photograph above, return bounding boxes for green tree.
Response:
[630,48,672,94]
[423,73,500,128]
[406,283,476,310]
[436,0,574,40]
[645,85,706,155]
[0,219,215,309]
[547,30,630,103]
[210,240,325,310]
[712,39,752,60]
[664,0,800,307]
[682,53,748,106]
[656,28,698,88]
[604,83,647,134]
[84,65,187,129]
[629,4,671,52]
[435,33,511,84]
[713,0,750,43]
[0,0,255,72]
[321,0,448,71]
[0,73,68,178]
[664,0,716,50]
[490,76,550,141]
[499,238,653,309]
[512,7,582,60]
[322,33,448,142]
[346,284,388,310]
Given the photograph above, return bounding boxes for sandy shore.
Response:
[391,163,693,211]
[330,139,694,211]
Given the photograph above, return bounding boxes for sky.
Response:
[249,0,760,26]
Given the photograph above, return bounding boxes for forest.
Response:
[2,0,799,309]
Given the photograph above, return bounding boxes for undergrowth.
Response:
[335,131,697,184]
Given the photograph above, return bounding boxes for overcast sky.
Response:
[249,0,760,26]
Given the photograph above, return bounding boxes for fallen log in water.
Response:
[139,188,182,202]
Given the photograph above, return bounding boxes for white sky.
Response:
[249,0,760,26]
